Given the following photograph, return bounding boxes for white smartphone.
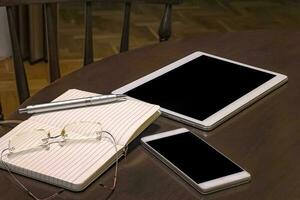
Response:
[141,128,251,194]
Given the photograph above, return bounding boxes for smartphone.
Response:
[141,128,251,194]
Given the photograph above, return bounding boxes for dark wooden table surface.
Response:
[1,30,299,200]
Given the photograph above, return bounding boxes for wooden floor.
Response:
[1,0,300,118]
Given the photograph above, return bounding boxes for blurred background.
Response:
[0,0,299,118]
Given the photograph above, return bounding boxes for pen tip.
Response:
[116,94,127,98]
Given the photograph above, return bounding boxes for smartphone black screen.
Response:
[126,55,275,121]
[146,131,243,184]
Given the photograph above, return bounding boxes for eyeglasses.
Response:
[8,121,104,154]
[1,121,120,200]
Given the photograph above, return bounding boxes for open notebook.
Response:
[0,89,160,191]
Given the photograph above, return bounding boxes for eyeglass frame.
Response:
[1,121,122,200]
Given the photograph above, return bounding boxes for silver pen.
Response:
[19,94,127,114]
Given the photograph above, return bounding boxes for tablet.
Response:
[113,52,287,130]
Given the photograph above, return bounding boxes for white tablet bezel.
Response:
[141,128,251,194]
[113,51,288,130]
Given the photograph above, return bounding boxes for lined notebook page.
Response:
[30,89,160,146]
[0,89,160,191]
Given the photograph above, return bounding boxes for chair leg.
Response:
[44,3,60,82]
[0,103,4,120]
[158,3,172,42]
[84,0,94,66]
[6,6,30,104]
[120,0,132,53]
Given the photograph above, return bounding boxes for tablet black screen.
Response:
[126,55,275,121]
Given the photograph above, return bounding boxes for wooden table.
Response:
[1,30,299,200]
